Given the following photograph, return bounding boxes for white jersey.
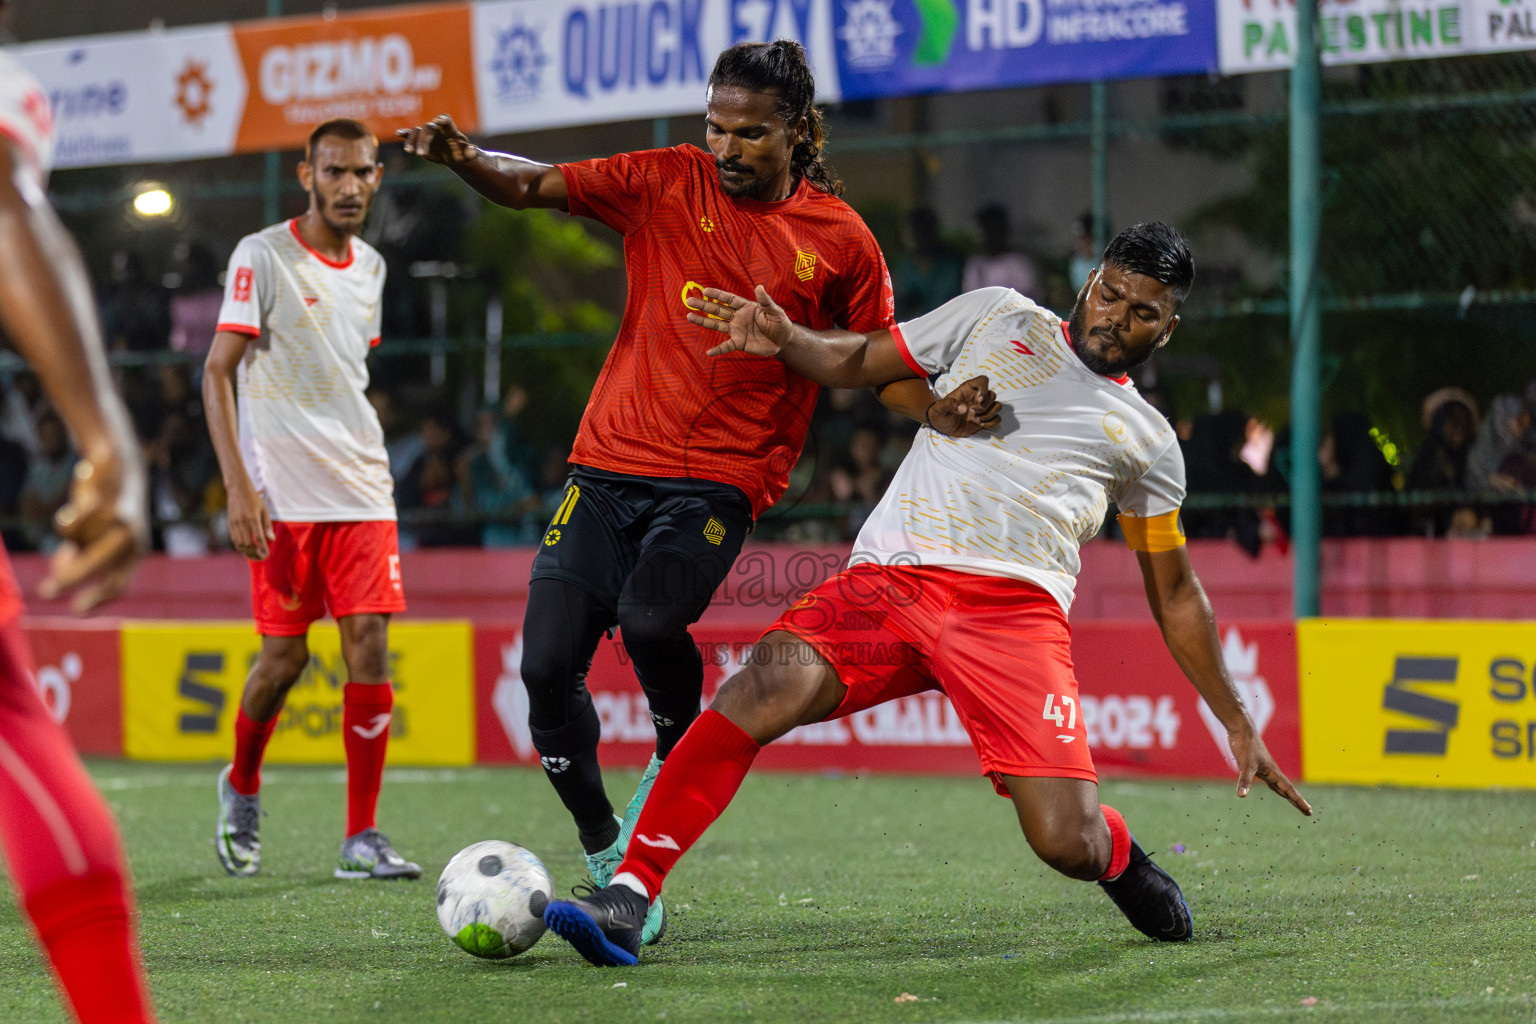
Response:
[852,287,1185,613]
[216,220,394,522]
[0,50,54,187]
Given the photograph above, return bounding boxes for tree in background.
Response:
[1175,54,1536,457]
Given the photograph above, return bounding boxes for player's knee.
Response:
[615,602,693,650]
[257,641,310,687]
[711,661,821,741]
[340,616,389,674]
[518,645,591,731]
[519,637,571,699]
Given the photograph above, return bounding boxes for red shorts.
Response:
[770,563,1095,793]
[249,521,406,636]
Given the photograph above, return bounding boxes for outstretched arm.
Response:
[0,142,146,610]
[398,114,568,211]
[688,285,914,390]
[1136,544,1312,815]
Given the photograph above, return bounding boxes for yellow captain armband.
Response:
[1118,509,1186,553]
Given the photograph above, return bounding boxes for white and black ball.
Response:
[436,840,553,959]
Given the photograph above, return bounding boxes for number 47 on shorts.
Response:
[1043,693,1078,741]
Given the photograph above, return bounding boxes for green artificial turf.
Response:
[2,763,1534,1023]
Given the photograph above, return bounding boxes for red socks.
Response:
[0,621,154,1022]
[617,710,760,899]
[229,708,278,796]
[26,874,155,1024]
[232,682,393,836]
[342,682,393,836]
[1098,804,1132,881]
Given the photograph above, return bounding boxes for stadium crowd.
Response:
[0,201,1530,556]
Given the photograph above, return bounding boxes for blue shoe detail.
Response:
[545,900,640,967]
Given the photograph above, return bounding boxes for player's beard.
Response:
[715,161,768,199]
[1067,293,1152,377]
[317,191,369,235]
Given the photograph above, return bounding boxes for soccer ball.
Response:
[436,840,553,959]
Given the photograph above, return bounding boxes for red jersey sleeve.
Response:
[833,227,896,333]
[559,147,689,235]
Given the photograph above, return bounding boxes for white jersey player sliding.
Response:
[540,222,1311,968]
[204,118,419,882]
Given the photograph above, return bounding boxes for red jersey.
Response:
[560,145,894,518]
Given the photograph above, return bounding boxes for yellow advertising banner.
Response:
[1299,619,1536,788]
[122,621,474,765]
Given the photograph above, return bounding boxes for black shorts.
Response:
[530,465,753,613]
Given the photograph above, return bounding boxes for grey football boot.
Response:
[215,764,262,877]
[335,828,423,880]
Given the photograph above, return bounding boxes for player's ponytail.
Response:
[709,40,845,197]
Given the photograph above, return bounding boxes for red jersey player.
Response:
[0,32,156,1024]
[401,41,988,945]
[205,119,420,883]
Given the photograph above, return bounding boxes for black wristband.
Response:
[924,401,937,430]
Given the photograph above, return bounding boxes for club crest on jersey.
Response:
[703,517,726,546]
[1102,411,1129,443]
[681,280,729,321]
[793,249,817,282]
[699,215,716,233]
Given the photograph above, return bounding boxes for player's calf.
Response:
[1026,825,1111,881]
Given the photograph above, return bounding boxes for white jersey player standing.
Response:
[205,118,419,881]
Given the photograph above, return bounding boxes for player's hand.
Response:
[926,375,1001,438]
[690,286,793,358]
[397,114,479,166]
[1229,725,1312,815]
[227,481,276,562]
[38,443,148,613]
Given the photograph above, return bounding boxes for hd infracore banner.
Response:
[832,0,1217,100]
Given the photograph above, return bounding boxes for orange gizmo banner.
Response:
[232,3,478,154]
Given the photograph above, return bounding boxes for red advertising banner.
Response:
[22,619,124,756]
[1071,620,1300,779]
[473,620,1301,781]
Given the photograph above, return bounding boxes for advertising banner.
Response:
[471,0,842,135]
[1217,0,1536,76]
[1073,620,1300,779]
[1299,619,1536,788]
[13,24,247,169]
[832,0,1217,101]
[475,619,1299,780]
[232,3,479,153]
[122,621,475,765]
[22,619,123,756]
[12,5,478,169]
